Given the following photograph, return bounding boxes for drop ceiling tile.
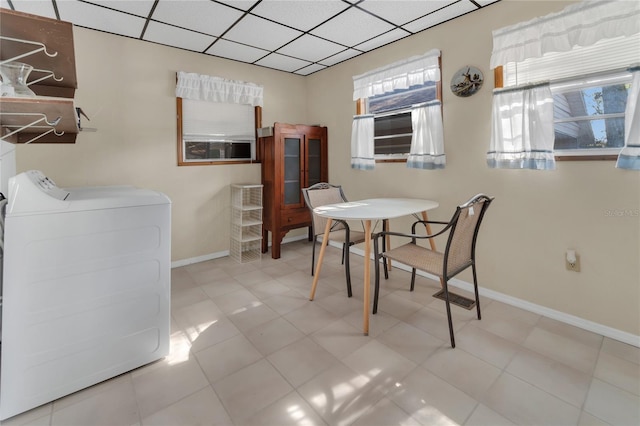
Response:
[318,49,362,67]
[355,28,409,52]
[6,0,56,19]
[475,0,500,5]
[310,7,395,47]
[206,39,269,64]
[151,0,243,37]
[402,0,477,33]
[357,0,455,26]
[144,20,216,52]
[84,0,155,17]
[224,14,303,51]
[251,0,350,32]
[277,35,346,63]
[56,2,147,38]
[254,53,311,73]
[220,1,260,12]
[294,63,327,76]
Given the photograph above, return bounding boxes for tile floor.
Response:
[3,241,639,426]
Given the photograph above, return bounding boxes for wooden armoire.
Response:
[259,122,328,259]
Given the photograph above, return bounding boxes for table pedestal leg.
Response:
[309,219,332,300]
[363,220,372,336]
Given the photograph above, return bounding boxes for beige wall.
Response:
[306,0,640,336]
[15,0,639,335]
[16,27,309,262]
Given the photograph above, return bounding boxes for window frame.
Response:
[494,35,639,163]
[551,71,630,160]
[176,97,262,166]
[495,66,633,162]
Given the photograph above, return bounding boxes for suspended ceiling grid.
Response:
[1,0,501,75]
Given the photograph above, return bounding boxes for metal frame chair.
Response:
[372,194,494,347]
[302,183,366,297]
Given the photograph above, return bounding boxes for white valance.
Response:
[176,71,264,107]
[490,0,640,69]
[352,49,441,100]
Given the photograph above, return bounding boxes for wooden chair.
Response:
[372,194,494,347]
[302,183,366,297]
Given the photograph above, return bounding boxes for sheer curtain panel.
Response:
[176,71,263,107]
[616,69,640,170]
[487,84,556,170]
[407,101,445,169]
[351,115,375,170]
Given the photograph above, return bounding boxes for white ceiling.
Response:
[1,0,501,75]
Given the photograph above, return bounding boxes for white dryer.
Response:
[0,170,171,420]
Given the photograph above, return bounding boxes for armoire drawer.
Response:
[280,209,310,228]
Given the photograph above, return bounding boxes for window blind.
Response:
[182,99,254,141]
[503,32,640,87]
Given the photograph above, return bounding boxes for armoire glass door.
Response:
[283,136,302,206]
[307,137,322,187]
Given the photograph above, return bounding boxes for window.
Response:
[368,82,438,159]
[495,24,640,161]
[552,72,631,158]
[175,72,263,166]
[177,98,259,165]
[351,49,443,166]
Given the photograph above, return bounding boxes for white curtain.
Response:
[407,101,445,169]
[176,71,263,107]
[490,0,640,69]
[352,49,440,100]
[487,83,556,170]
[351,115,375,170]
[616,69,640,170]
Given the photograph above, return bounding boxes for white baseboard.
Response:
[347,245,640,348]
[173,240,640,348]
[170,234,309,268]
[171,251,229,268]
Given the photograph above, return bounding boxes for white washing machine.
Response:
[0,170,171,420]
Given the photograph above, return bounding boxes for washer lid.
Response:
[64,186,171,211]
[7,170,170,216]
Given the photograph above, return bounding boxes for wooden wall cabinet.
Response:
[0,8,79,144]
[259,123,328,259]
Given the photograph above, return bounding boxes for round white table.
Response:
[309,198,439,335]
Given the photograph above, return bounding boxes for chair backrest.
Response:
[444,194,493,276]
[302,183,348,237]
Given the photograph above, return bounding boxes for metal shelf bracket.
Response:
[29,67,64,86]
[0,112,63,143]
[0,36,58,65]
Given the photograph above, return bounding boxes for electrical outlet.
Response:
[566,253,580,272]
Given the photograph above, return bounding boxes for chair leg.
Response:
[344,243,353,298]
[341,244,346,265]
[410,269,416,291]
[472,263,481,320]
[442,278,456,348]
[382,221,389,279]
[311,238,317,276]
[373,237,380,314]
